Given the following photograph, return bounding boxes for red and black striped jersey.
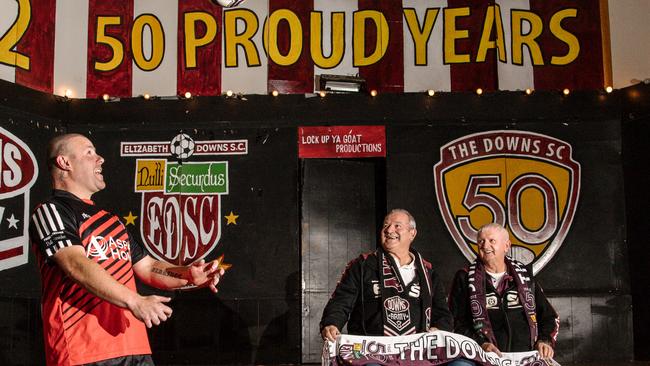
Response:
[29,190,151,366]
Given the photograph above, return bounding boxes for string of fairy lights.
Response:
[56,80,649,103]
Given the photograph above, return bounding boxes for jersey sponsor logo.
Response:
[384,296,411,331]
[122,134,244,265]
[0,127,38,271]
[87,235,132,262]
[434,130,581,274]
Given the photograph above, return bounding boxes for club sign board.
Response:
[434,130,581,274]
[121,133,244,265]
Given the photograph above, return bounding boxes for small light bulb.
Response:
[272,90,279,97]
[476,88,483,95]
[525,88,533,95]
[319,90,326,98]
[226,90,234,97]
[143,93,151,100]
[184,91,192,99]
[427,89,435,96]
[64,89,73,98]
[102,94,110,102]
[370,89,378,97]
[605,86,613,93]
[562,88,570,95]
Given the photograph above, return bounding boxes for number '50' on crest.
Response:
[434,130,581,274]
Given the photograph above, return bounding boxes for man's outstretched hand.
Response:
[188,255,231,293]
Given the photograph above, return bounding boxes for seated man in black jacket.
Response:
[320,209,452,342]
[448,223,559,359]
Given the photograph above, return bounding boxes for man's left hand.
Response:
[535,340,554,359]
[188,259,225,293]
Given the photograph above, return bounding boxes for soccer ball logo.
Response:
[170,133,195,159]
[212,0,246,8]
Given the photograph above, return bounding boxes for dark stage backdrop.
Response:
[0,81,647,364]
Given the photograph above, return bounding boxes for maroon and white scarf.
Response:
[379,249,433,336]
[467,256,538,348]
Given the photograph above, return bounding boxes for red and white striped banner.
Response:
[0,0,607,98]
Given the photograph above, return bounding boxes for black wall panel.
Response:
[623,84,650,360]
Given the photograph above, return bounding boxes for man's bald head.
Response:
[47,133,85,171]
[46,133,106,199]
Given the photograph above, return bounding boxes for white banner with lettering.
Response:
[322,331,560,366]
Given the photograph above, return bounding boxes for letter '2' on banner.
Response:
[433,130,580,274]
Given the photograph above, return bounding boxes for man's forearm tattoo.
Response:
[151,267,183,279]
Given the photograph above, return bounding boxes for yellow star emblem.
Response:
[225,211,239,225]
[123,211,138,226]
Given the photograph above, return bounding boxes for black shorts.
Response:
[82,354,154,366]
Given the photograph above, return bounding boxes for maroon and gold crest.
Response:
[140,192,222,266]
[434,130,580,273]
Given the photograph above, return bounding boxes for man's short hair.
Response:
[476,222,509,240]
[386,208,416,230]
[46,133,84,171]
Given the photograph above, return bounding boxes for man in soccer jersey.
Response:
[30,133,225,366]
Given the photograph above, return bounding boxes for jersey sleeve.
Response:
[30,200,82,259]
[127,229,147,264]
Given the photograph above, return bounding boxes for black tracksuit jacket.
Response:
[448,269,559,352]
[320,250,453,335]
